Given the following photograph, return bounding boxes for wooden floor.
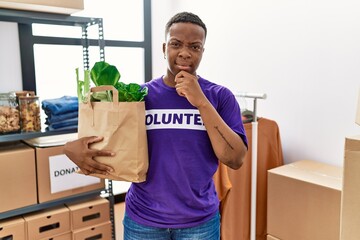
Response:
[114,202,125,240]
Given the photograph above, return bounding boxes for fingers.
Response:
[87,136,104,144]
[175,82,186,97]
[175,72,190,97]
[65,136,115,176]
[81,156,114,176]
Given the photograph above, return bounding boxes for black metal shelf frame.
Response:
[0,7,120,239]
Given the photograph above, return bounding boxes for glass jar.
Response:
[15,91,35,99]
[0,92,21,134]
[18,95,41,132]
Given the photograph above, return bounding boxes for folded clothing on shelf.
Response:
[46,124,78,132]
[42,96,78,116]
[42,96,79,131]
[45,111,78,125]
[48,117,78,130]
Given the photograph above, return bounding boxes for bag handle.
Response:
[85,86,119,127]
[90,85,119,104]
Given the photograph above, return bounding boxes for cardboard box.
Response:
[356,89,360,126]
[0,0,84,15]
[267,235,281,240]
[72,221,112,240]
[35,145,105,203]
[0,216,26,240]
[340,135,360,240]
[66,197,110,230]
[23,206,70,239]
[267,160,342,240]
[39,231,72,240]
[0,141,37,213]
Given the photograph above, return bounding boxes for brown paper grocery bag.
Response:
[78,85,148,182]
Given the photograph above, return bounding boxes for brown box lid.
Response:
[72,221,112,240]
[23,206,70,239]
[0,216,26,240]
[39,231,72,240]
[66,197,110,230]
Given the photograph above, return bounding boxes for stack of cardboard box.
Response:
[266,89,360,240]
[0,197,111,240]
[0,0,84,15]
[0,142,37,213]
[67,197,112,240]
[340,89,360,240]
[0,134,109,239]
[0,217,26,240]
[23,205,71,239]
[34,143,105,203]
[267,160,342,240]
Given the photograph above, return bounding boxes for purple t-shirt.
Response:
[125,76,248,228]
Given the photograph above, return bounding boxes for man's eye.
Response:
[170,42,180,47]
[191,45,202,51]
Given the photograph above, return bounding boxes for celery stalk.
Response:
[84,69,91,101]
[76,68,84,103]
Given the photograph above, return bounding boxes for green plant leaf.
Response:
[90,61,121,86]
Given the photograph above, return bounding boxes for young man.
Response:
[64,12,248,240]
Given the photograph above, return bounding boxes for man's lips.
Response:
[176,64,191,71]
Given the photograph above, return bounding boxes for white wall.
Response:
[1,1,359,167]
[152,0,360,166]
[0,21,22,92]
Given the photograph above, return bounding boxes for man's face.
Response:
[163,22,206,79]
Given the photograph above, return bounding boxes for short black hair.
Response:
[165,12,207,38]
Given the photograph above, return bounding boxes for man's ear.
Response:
[162,43,166,54]
[162,43,167,59]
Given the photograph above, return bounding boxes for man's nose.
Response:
[178,47,191,59]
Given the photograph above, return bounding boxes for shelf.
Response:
[0,190,103,220]
[0,129,77,143]
[0,8,114,239]
[0,7,100,26]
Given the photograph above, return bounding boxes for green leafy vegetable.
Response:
[76,61,148,103]
[90,61,121,87]
[115,82,148,102]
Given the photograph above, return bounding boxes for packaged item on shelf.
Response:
[38,232,72,240]
[23,134,105,203]
[41,95,79,131]
[72,221,112,240]
[0,216,26,240]
[23,205,70,240]
[65,197,110,230]
[14,90,35,98]
[0,92,20,134]
[0,141,37,213]
[18,93,41,132]
[0,0,84,15]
